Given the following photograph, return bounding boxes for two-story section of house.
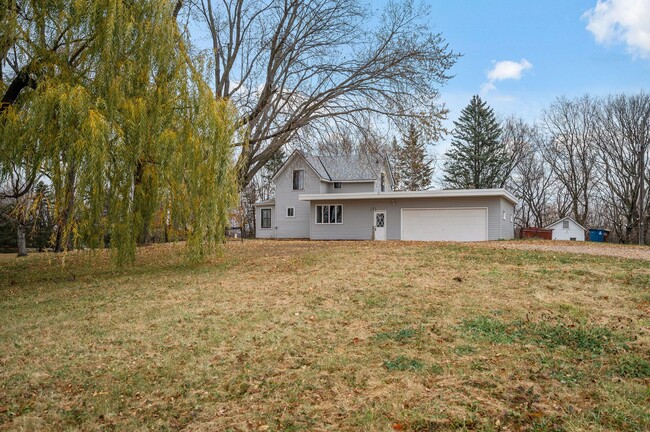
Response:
[254,150,393,239]
[254,150,516,241]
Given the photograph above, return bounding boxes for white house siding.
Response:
[499,198,516,239]
[547,220,585,241]
[325,182,375,193]
[272,157,321,238]
[309,196,507,241]
[255,205,276,238]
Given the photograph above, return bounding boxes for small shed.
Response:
[545,217,586,241]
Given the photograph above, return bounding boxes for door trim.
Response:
[400,207,489,241]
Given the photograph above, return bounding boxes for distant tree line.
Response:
[442,93,650,244]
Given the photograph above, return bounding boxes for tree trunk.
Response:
[55,163,77,252]
[17,224,27,257]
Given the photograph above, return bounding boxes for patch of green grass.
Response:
[547,363,586,386]
[610,354,650,378]
[527,321,616,353]
[383,356,424,371]
[618,272,650,289]
[460,316,518,344]
[460,316,622,354]
[374,327,418,342]
[454,345,477,356]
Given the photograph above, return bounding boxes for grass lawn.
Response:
[1,240,649,431]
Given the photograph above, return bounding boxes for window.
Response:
[286,206,295,218]
[510,214,514,223]
[380,173,386,192]
[292,170,304,190]
[502,211,506,220]
[333,182,342,189]
[316,205,342,224]
[563,220,570,229]
[261,208,272,228]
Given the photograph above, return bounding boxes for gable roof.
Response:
[545,216,587,231]
[272,150,390,182]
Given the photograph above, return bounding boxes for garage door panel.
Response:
[401,208,487,241]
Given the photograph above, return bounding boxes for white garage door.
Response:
[401,208,488,242]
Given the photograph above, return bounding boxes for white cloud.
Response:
[481,59,533,95]
[487,59,533,82]
[584,0,650,58]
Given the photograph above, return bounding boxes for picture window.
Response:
[316,205,342,224]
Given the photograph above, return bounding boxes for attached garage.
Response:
[401,208,488,241]
[301,189,516,241]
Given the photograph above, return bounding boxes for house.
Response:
[545,216,586,241]
[254,150,516,241]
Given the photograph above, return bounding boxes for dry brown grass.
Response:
[1,240,649,431]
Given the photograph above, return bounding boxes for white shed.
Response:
[545,217,586,241]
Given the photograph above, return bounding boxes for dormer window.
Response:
[292,170,304,190]
[380,173,386,192]
[333,182,342,189]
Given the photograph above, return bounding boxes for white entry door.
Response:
[374,210,387,241]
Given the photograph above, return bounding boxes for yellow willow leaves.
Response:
[1,0,238,265]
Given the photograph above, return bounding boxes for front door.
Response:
[374,210,387,241]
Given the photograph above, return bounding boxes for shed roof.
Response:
[545,216,586,231]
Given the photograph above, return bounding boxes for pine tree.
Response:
[393,123,434,191]
[443,95,507,189]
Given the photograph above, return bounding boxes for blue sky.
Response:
[427,0,650,132]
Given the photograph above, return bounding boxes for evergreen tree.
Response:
[393,124,434,191]
[443,95,507,189]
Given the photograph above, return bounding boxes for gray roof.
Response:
[303,153,385,181]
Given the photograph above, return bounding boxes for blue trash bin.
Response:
[589,229,608,242]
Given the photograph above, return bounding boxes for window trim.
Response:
[292,169,304,190]
[286,206,295,218]
[562,220,570,229]
[315,204,343,224]
[502,210,506,220]
[380,173,386,192]
[260,208,272,229]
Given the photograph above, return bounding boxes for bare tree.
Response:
[511,148,554,229]
[542,96,600,227]
[593,93,650,243]
[0,163,41,256]
[188,0,459,187]
[500,116,535,188]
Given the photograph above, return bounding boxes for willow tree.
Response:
[0,0,236,263]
